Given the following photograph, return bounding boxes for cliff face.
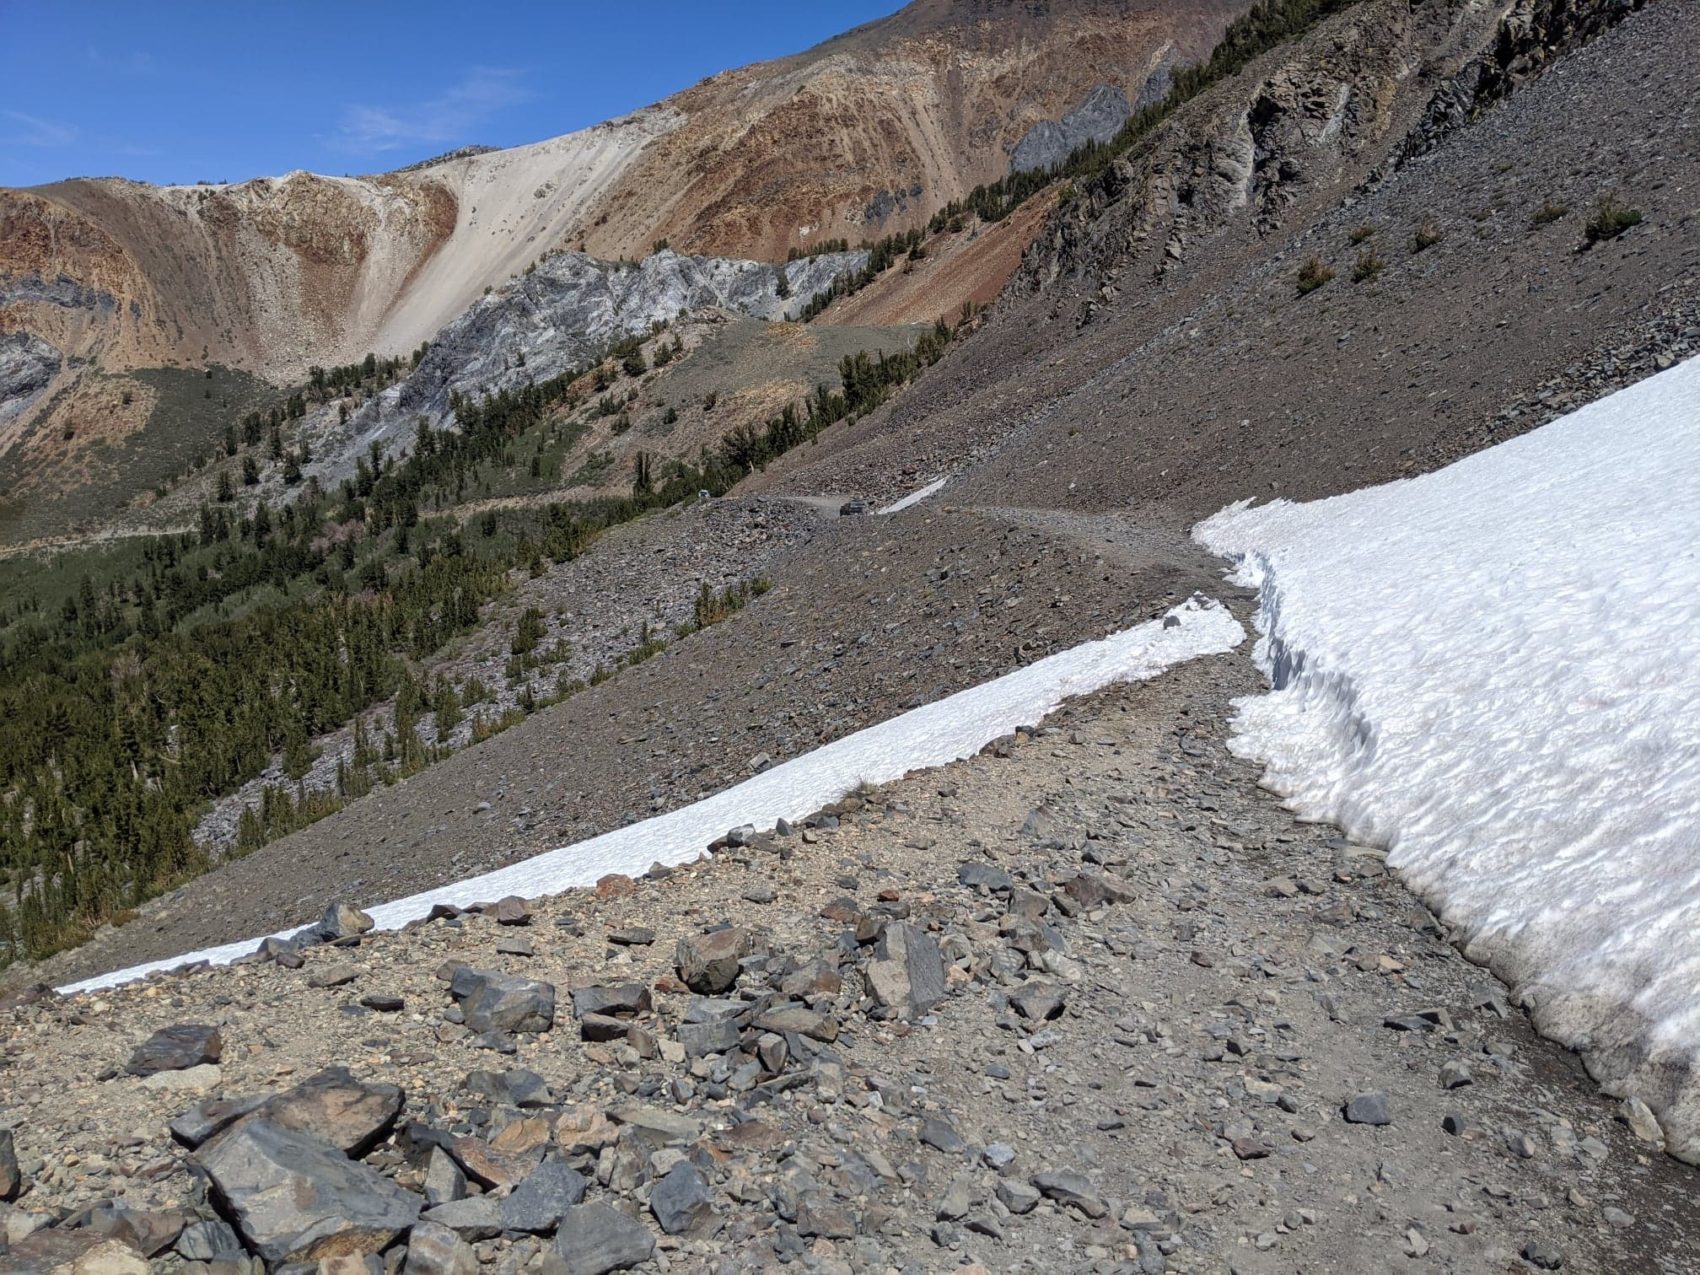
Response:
[323,248,865,475]
[0,1,1244,388]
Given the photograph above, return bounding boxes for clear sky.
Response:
[0,1,908,188]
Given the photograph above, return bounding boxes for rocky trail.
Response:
[3,643,1696,1274]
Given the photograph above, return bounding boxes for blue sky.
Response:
[0,1,906,187]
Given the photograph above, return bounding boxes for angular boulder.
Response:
[259,1066,404,1157]
[319,901,375,941]
[865,922,945,1019]
[193,1119,421,1264]
[404,1219,478,1275]
[449,968,555,1034]
[675,928,761,994]
[553,1201,655,1275]
[501,1157,588,1233]
[126,1024,222,1077]
[649,1160,713,1236]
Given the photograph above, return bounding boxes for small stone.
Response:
[1522,1239,1564,1270]
[1031,1169,1107,1218]
[403,1219,478,1275]
[1343,1092,1391,1125]
[1439,1060,1474,1090]
[996,1178,1041,1215]
[1620,1097,1663,1146]
[308,963,360,989]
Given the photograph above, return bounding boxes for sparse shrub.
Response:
[1583,195,1642,246]
[1351,250,1385,283]
[1412,219,1443,252]
[662,405,679,425]
[511,606,545,656]
[1348,224,1375,245]
[1295,256,1335,296]
[702,390,718,412]
[1531,202,1569,227]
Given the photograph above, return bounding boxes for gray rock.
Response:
[920,1116,965,1155]
[0,331,61,425]
[464,1068,554,1109]
[676,928,761,994]
[423,1146,467,1207]
[501,1158,588,1233]
[1344,1092,1392,1125]
[175,1219,244,1262]
[319,901,375,941]
[169,1095,269,1148]
[866,922,945,1019]
[1523,1239,1564,1270]
[649,1161,713,1236]
[1009,982,1067,1022]
[258,1066,404,1156]
[449,968,556,1034]
[420,1195,503,1241]
[0,1127,19,1201]
[553,1201,656,1275]
[957,862,1014,893]
[1011,83,1131,173]
[996,1178,1041,1215]
[403,1220,477,1275]
[193,1119,421,1264]
[126,1024,222,1076]
[1032,1169,1107,1218]
[678,1017,741,1057]
[337,249,862,467]
[570,984,652,1020]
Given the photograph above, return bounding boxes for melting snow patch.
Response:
[1196,356,1700,1158]
[64,596,1242,994]
[880,476,949,514]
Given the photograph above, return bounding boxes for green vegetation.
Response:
[1583,195,1642,246]
[1295,256,1335,295]
[1531,202,1570,227]
[0,311,963,964]
[786,238,850,261]
[1348,224,1376,245]
[1412,219,1444,253]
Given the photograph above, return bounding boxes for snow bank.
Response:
[64,596,1243,995]
[1196,358,1700,1157]
[880,476,949,514]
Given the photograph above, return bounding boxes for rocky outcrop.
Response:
[319,246,862,473]
[1396,0,1647,165]
[1010,84,1132,173]
[0,331,60,424]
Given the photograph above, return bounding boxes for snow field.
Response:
[1196,357,1700,1158]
